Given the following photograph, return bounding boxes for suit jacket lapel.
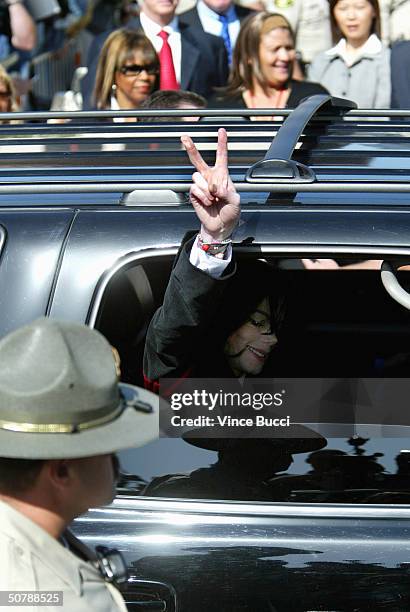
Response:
[179,23,201,90]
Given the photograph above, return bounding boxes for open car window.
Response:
[94,254,410,504]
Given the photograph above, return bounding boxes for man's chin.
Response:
[243,364,264,376]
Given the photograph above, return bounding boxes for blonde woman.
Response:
[94,28,159,120]
[210,13,328,115]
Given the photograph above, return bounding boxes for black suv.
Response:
[1,96,410,611]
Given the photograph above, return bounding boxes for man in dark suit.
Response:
[391,40,410,109]
[81,0,228,109]
[179,0,252,65]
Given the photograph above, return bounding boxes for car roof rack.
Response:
[1,104,410,203]
[245,95,357,184]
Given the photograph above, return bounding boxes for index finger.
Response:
[181,134,209,175]
[215,128,228,169]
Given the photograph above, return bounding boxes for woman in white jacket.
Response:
[308,0,390,109]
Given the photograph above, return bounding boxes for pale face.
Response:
[115,50,158,109]
[203,0,232,14]
[224,297,278,376]
[333,0,375,46]
[141,0,178,23]
[258,28,296,89]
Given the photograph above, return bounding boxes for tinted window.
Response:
[96,256,410,503]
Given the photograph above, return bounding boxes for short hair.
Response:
[226,12,295,97]
[94,28,159,110]
[328,0,381,43]
[139,90,207,122]
[0,458,45,494]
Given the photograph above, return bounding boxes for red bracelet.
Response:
[198,235,232,257]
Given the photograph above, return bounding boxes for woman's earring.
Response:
[112,83,117,94]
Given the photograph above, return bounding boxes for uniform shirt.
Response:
[196,0,241,50]
[0,500,127,612]
[139,12,182,85]
[379,0,410,45]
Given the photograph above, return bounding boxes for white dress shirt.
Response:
[190,234,232,277]
[196,0,240,49]
[325,34,383,67]
[140,12,182,85]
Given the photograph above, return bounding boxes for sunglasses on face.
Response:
[0,91,11,100]
[118,64,159,76]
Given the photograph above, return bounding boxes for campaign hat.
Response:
[0,318,158,459]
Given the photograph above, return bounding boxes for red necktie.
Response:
[158,30,179,90]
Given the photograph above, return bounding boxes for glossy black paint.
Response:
[0,209,73,336]
[73,499,410,612]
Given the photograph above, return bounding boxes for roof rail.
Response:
[1,106,410,122]
[1,182,410,195]
[245,95,357,184]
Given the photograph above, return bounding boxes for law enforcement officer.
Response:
[0,318,159,611]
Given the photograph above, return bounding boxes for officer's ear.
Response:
[47,459,72,488]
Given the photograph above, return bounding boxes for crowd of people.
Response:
[0,0,410,116]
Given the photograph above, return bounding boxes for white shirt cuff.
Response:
[189,235,232,278]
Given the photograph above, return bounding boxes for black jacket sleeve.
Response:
[143,239,235,387]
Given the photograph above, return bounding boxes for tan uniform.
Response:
[380,0,410,45]
[0,500,127,612]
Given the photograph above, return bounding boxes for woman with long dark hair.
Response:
[94,28,159,118]
[308,0,390,108]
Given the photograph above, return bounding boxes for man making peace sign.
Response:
[144,128,283,385]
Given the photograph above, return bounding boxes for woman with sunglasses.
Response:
[94,28,159,119]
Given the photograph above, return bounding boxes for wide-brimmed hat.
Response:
[0,318,159,459]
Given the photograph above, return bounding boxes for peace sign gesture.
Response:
[181,128,240,242]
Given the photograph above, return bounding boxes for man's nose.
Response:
[261,332,278,347]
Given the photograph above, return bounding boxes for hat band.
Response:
[0,403,124,434]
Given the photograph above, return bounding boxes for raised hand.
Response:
[181,128,240,242]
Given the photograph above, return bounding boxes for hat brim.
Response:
[0,384,160,459]
[183,423,327,454]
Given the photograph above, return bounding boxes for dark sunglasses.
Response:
[118,63,159,76]
[0,91,11,100]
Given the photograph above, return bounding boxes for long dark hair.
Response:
[94,28,160,109]
[210,259,287,351]
[329,0,381,43]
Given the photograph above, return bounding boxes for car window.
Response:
[118,437,410,504]
[95,255,410,504]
